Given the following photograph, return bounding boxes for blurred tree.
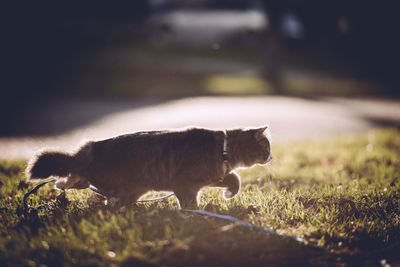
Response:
[259,0,400,94]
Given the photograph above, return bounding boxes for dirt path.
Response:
[1,96,400,160]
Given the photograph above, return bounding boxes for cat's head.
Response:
[231,126,272,168]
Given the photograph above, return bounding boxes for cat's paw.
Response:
[55,178,68,190]
[223,189,234,199]
[87,192,106,206]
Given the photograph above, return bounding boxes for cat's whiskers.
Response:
[255,161,272,168]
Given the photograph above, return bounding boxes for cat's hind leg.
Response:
[212,172,241,199]
[55,174,90,190]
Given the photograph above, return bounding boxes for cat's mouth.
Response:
[260,154,272,165]
[253,154,273,167]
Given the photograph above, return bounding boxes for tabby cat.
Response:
[26,126,272,209]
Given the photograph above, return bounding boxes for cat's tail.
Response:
[25,149,75,182]
[222,172,241,200]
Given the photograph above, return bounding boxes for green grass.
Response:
[1,129,400,266]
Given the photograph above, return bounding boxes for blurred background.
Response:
[2,0,400,152]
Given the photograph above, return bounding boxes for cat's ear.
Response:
[254,126,268,141]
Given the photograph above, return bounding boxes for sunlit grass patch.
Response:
[1,128,399,266]
[284,74,379,96]
[205,73,273,95]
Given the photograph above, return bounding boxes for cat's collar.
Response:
[223,130,232,174]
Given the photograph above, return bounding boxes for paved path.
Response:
[1,96,400,160]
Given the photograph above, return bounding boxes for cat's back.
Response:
[90,130,165,151]
[88,128,221,156]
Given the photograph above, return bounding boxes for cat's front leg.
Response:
[174,188,200,210]
[211,172,241,199]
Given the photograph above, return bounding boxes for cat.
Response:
[26,126,272,209]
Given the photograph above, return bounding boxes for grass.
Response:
[1,128,399,266]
